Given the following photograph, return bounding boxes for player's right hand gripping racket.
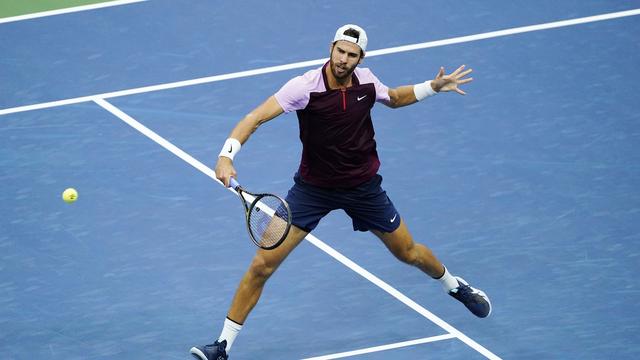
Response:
[229,177,292,250]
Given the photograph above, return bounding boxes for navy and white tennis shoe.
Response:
[449,277,492,318]
[190,340,228,360]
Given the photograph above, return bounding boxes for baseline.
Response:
[1,8,638,116]
[0,0,147,24]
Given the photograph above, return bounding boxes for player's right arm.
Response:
[215,96,284,187]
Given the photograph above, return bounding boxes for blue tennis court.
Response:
[2,1,639,359]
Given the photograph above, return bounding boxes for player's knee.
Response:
[248,256,277,281]
[394,243,418,265]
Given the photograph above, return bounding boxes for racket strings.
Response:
[248,195,290,248]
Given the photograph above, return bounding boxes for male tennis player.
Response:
[191,24,491,360]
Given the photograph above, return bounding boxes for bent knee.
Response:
[248,255,278,280]
[394,244,418,265]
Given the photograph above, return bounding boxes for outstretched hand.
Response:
[431,65,473,95]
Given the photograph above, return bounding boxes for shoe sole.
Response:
[190,347,207,360]
[455,276,492,318]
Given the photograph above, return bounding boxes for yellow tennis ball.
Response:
[62,188,78,203]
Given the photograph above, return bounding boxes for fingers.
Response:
[458,68,473,79]
[215,160,237,187]
[434,65,473,95]
[226,173,238,187]
[450,64,465,77]
[439,65,473,78]
[218,175,231,187]
[449,66,473,95]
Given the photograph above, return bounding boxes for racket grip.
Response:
[229,177,240,189]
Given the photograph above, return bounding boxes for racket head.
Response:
[246,194,292,250]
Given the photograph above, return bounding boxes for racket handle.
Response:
[229,177,240,189]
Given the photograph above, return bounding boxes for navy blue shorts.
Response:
[285,173,401,233]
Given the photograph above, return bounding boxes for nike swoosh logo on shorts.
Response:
[390,214,397,222]
[357,95,367,101]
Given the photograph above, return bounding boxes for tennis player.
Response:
[191,24,491,360]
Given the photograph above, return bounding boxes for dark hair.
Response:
[343,28,360,42]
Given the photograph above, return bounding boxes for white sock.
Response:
[436,265,459,293]
[218,317,243,352]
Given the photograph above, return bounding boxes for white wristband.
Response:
[413,80,437,101]
[219,138,241,160]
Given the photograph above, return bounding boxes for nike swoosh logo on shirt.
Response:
[390,214,397,222]
[357,95,367,101]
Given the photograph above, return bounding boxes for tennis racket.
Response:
[229,177,292,250]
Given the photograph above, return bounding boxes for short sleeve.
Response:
[355,68,391,104]
[274,76,312,113]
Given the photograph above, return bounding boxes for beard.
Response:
[330,58,356,81]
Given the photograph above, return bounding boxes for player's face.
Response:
[329,41,363,81]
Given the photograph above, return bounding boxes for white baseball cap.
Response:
[333,24,368,53]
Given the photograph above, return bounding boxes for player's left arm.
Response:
[386,65,473,108]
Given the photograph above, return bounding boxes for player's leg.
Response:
[233,173,329,318]
[191,174,331,359]
[190,225,308,360]
[371,220,492,318]
[371,218,445,278]
[342,175,491,318]
[341,175,444,278]
[227,224,309,323]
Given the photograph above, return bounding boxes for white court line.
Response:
[304,234,501,360]
[93,98,222,186]
[93,98,502,359]
[301,334,456,360]
[0,0,148,24]
[1,8,639,116]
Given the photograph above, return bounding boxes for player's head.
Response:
[329,24,367,80]
[332,24,367,56]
